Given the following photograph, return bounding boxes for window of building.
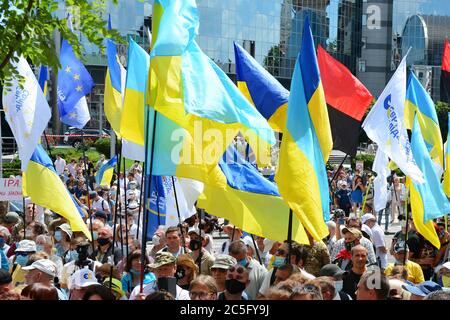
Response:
[358,59,366,72]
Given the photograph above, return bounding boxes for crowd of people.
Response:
[0,154,449,301]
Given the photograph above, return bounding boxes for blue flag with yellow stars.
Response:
[57,39,94,128]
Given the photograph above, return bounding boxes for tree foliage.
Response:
[0,0,122,87]
[263,44,281,77]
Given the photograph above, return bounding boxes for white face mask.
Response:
[334,280,343,293]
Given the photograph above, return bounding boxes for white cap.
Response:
[361,213,376,224]
[68,268,99,290]
[22,259,57,278]
[15,240,36,253]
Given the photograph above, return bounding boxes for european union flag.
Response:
[57,39,94,128]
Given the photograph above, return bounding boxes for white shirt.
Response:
[54,158,66,175]
[67,163,76,176]
[204,234,214,254]
[129,281,190,300]
[93,198,110,213]
[371,224,388,268]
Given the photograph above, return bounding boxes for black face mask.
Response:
[97,238,110,246]
[189,239,202,251]
[225,279,246,294]
[345,240,357,251]
[175,267,186,280]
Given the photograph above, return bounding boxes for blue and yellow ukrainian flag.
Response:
[198,146,309,244]
[234,42,289,132]
[95,155,117,187]
[147,0,275,176]
[105,15,125,136]
[22,145,91,240]
[443,113,450,197]
[405,71,443,176]
[38,66,48,96]
[120,38,150,146]
[275,17,332,241]
[408,115,449,248]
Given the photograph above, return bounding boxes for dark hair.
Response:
[0,291,21,300]
[82,284,116,300]
[165,226,181,237]
[145,290,175,300]
[21,283,59,300]
[125,250,150,273]
[278,263,294,273]
[30,221,47,236]
[290,243,308,265]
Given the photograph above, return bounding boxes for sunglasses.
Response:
[16,252,29,257]
[228,266,245,274]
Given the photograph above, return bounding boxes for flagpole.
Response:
[250,234,262,265]
[403,187,410,265]
[136,169,145,240]
[286,208,293,264]
[123,157,129,258]
[361,176,373,215]
[109,142,121,291]
[171,176,187,253]
[140,108,158,294]
[81,130,95,253]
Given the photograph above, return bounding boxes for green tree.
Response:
[263,44,281,77]
[0,0,121,87]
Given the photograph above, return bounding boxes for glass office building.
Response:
[73,0,363,130]
[393,0,450,101]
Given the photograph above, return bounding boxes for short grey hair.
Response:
[423,291,450,300]
[228,240,247,256]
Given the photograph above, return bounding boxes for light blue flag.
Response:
[410,115,450,222]
[57,36,94,128]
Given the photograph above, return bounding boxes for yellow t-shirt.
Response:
[384,260,425,284]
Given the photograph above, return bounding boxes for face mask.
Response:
[272,256,285,268]
[189,239,201,251]
[442,275,450,287]
[130,268,141,276]
[92,231,99,241]
[334,280,343,292]
[225,279,246,294]
[36,245,45,252]
[238,258,248,268]
[0,237,5,247]
[97,238,110,246]
[16,255,28,266]
[67,250,79,262]
[152,235,160,246]
[176,267,186,280]
[345,241,356,251]
[54,231,62,242]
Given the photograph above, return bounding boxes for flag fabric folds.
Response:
[317,45,373,156]
[233,42,289,132]
[443,114,450,198]
[362,54,424,183]
[405,71,443,177]
[22,145,91,240]
[146,175,203,239]
[441,39,450,103]
[95,155,117,187]
[2,56,51,171]
[372,148,390,213]
[57,38,94,129]
[409,115,450,242]
[197,146,309,244]
[275,18,331,241]
[105,15,127,136]
[38,66,49,96]
[148,0,275,177]
[120,38,150,146]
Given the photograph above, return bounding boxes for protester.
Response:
[342,245,368,299]
[210,254,236,293]
[67,268,99,300]
[384,242,425,284]
[356,269,390,300]
[175,254,199,290]
[23,258,67,299]
[158,226,186,258]
[121,250,155,297]
[362,213,388,269]
[187,227,214,276]
[82,284,116,300]
[217,263,250,300]
[189,275,218,300]
[21,282,59,300]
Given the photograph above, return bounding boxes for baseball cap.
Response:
[402,281,442,297]
[57,223,73,239]
[319,264,348,277]
[0,269,12,285]
[4,212,20,224]
[15,240,36,253]
[341,227,363,238]
[393,241,409,253]
[361,213,376,224]
[210,254,237,270]
[22,259,57,278]
[149,252,176,269]
[102,277,124,297]
[68,268,99,290]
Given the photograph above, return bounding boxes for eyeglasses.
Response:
[189,291,211,299]
[228,266,245,274]
[291,284,318,296]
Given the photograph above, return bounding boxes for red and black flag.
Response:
[441,39,450,103]
[317,45,373,157]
